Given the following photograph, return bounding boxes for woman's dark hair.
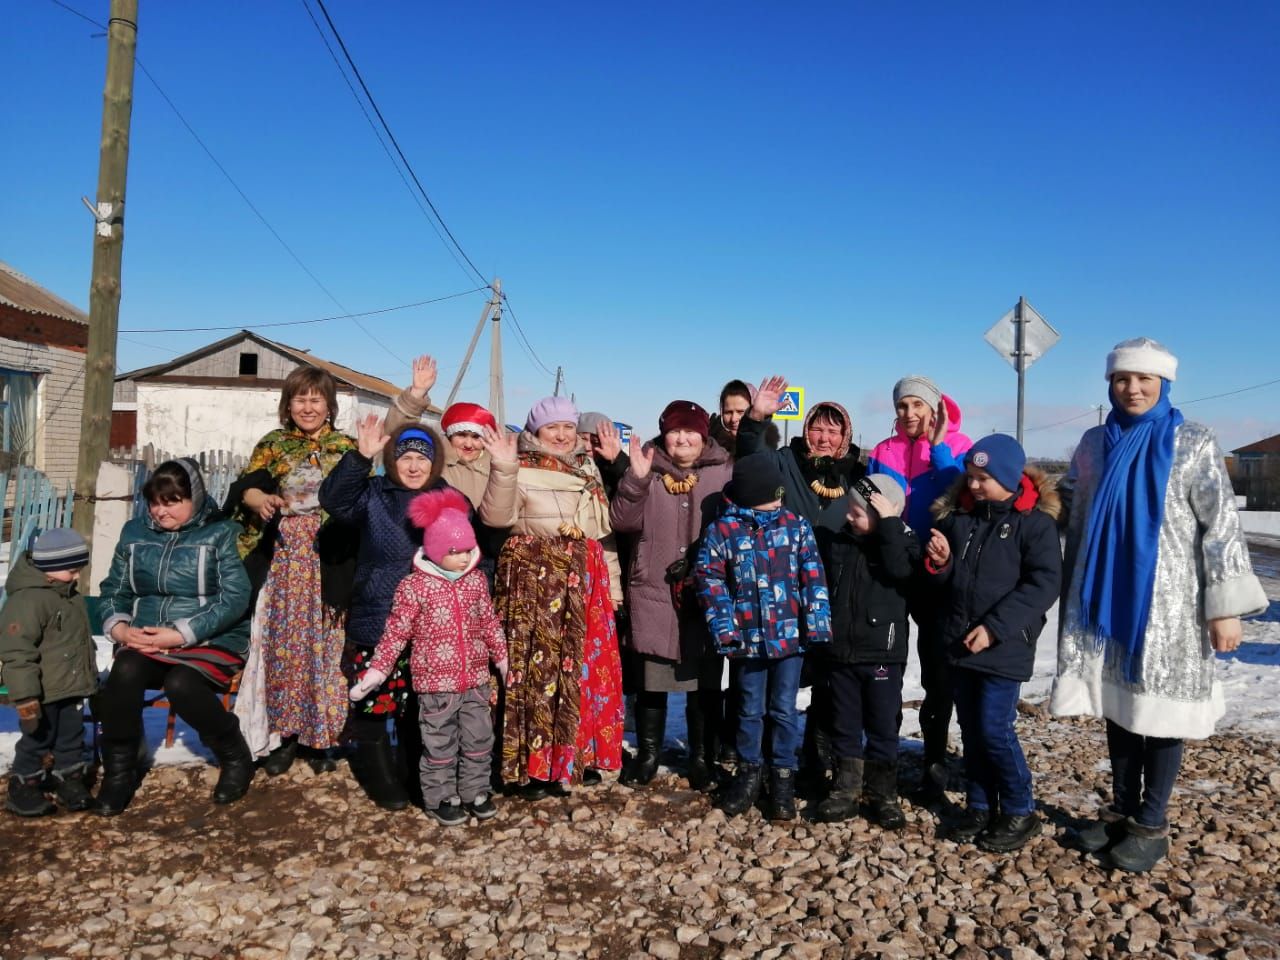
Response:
[808,403,846,431]
[719,379,752,413]
[278,365,339,428]
[142,461,192,505]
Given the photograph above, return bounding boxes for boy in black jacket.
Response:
[816,475,921,829]
[925,435,1061,854]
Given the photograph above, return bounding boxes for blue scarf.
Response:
[1079,381,1182,683]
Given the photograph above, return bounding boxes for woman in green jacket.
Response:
[93,458,253,815]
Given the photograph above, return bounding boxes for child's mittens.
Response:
[495,659,509,684]
[15,699,40,735]
[348,668,388,701]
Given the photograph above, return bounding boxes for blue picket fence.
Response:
[0,465,76,569]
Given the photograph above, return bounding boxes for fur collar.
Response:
[930,465,1061,521]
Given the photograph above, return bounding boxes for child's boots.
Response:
[768,766,797,821]
[717,762,764,816]
[864,760,906,830]
[50,763,94,812]
[816,756,863,822]
[6,772,56,817]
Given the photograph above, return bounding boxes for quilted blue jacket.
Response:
[694,502,832,659]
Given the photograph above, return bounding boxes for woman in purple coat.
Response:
[609,401,733,790]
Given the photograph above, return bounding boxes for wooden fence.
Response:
[0,465,76,566]
[109,445,247,518]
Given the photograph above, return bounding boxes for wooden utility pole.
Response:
[72,0,138,582]
[488,278,504,428]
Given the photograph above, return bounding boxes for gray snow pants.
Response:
[418,686,494,807]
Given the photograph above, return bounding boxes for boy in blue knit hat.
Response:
[924,435,1062,853]
[0,529,96,816]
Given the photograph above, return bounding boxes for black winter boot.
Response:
[6,772,56,817]
[50,764,94,812]
[816,756,864,822]
[685,692,718,793]
[864,760,906,830]
[94,739,141,817]
[1075,804,1128,853]
[206,721,255,805]
[620,695,666,787]
[768,766,797,822]
[717,762,764,816]
[1108,818,1170,873]
[978,812,1042,853]
[350,721,411,811]
[262,736,298,777]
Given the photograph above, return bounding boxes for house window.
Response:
[238,352,259,376]
[0,368,38,466]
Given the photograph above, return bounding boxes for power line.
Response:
[308,0,489,289]
[47,0,406,368]
[297,0,479,287]
[499,293,557,378]
[1026,376,1280,432]
[120,286,488,333]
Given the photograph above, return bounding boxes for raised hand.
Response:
[868,490,902,518]
[595,419,623,463]
[356,412,391,460]
[629,439,655,480]
[930,399,949,446]
[482,425,518,464]
[750,375,788,421]
[409,355,438,399]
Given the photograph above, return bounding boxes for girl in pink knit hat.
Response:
[349,487,508,826]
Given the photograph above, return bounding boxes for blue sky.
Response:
[7,1,1279,456]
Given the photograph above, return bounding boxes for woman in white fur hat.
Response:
[1051,337,1266,872]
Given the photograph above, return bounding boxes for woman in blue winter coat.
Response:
[94,458,253,815]
[320,413,517,809]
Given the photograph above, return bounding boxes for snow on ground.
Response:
[3,548,1279,774]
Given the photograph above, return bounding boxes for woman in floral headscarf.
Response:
[489,396,625,799]
[226,366,358,775]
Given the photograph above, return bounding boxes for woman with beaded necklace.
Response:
[609,401,733,790]
[735,375,867,785]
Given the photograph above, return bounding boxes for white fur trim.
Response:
[1105,337,1178,381]
[1050,673,1224,740]
[444,421,486,438]
[1204,573,1268,622]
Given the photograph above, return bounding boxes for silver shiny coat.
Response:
[1051,420,1267,739]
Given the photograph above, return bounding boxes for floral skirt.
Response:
[342,643,413,719]
[497,535,622,785]
[259,514,349,749]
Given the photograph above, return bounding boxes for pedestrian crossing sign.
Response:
[775,386,805,421]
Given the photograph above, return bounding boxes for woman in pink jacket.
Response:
[349,488,508,827]
[866,375,972,802]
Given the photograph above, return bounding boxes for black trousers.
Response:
[12,697,87,777]
[913,613,953,766]
[828,662,904,764]
[95,649,235,744]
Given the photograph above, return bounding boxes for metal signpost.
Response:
[983,297,1060,444]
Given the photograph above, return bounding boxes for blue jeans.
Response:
[951,669,1033,816]
[1106,719,1183,828]
[734,655,803,769]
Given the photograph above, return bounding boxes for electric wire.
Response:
[1026,376,1280,432]
[47,0,408,367]
[120,287,488,333]
[498,293,557,378]
[309,0,490,289]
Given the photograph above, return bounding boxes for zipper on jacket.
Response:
[887,621,895,651]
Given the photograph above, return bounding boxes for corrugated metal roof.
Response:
[0,261,89,325]
[116,328,439,410]
[1234,434,1280,455]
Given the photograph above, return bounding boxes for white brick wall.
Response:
[0,338,85,488]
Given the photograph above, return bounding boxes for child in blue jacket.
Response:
[925,434,1061,853]
[695,453,831,821]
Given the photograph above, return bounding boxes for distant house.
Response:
[113,330,439,458]
[1233,434,1280,510]
[0,261,89,486]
